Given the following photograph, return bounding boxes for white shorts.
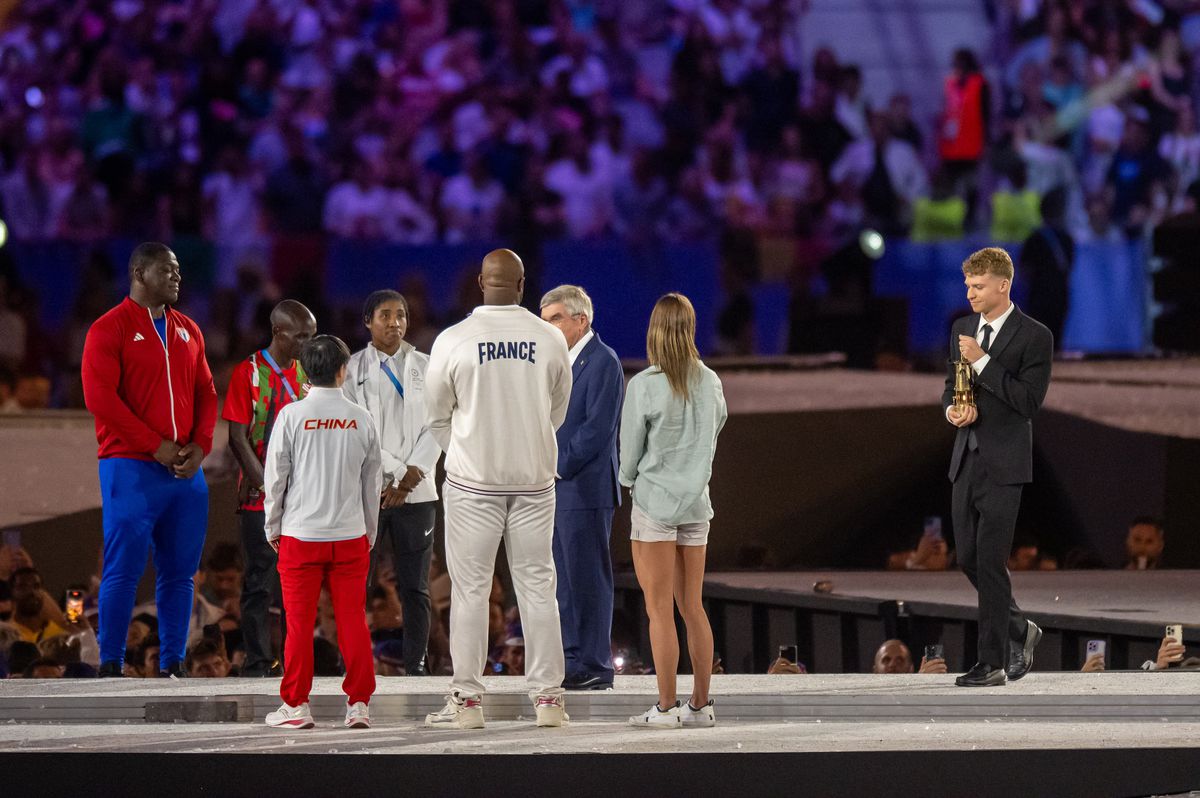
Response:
[630,504,710,547]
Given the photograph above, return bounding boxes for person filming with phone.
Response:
[872,639,948,674]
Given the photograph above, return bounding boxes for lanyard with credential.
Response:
[259,349,298,402]
[380,359,404,398]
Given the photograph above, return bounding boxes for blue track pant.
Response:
[98,458,208,670]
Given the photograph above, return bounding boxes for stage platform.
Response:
[617,570,1199,675]
[1,675,1199,797]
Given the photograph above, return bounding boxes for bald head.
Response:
[269,300,317,363]
[873,639,914,674]
[479,249,525,306]
[271,299,315,329]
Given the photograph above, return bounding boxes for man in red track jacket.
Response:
[82,242,218,678]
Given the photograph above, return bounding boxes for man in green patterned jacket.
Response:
[222,300,317,676]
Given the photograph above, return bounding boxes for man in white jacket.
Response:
[424,248,573,730]
[343,289,441,676]
[262,335,383,730]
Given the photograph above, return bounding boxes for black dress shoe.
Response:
[955,662,1007,687]
[1007,620,1042,681]
[98,661,124,678]
[563,674,614,691]
[160,662,187,679]
[406,664,428,677]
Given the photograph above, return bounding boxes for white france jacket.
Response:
[425,304,571,494]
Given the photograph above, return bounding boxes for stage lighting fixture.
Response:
[24,86,44,109]
[0,219,8,249]
[859,228,885,259]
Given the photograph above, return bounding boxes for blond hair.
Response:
[646,293,700,400]
[962,247,1015,280]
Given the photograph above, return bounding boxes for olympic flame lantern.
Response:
[953,356,976,413]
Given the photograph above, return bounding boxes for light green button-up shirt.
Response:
[618,362,727,526]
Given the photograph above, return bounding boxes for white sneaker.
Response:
[265,702,314,729]
[629,701,682,728]
[344,701,370,729]
[534,694,568,727]
[424,693,485,729]
[680,699,716,728]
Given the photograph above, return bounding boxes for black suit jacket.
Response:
[942,306,1053,485]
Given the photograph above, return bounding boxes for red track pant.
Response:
[278,535,375,707]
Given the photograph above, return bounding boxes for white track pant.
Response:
[443,483,565,699]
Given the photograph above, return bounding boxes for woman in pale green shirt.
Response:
[620,293,727,729]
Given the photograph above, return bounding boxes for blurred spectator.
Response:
[872,639,947,674]
[887,528,951,572]
[6,640,40,677]
[23,657,64,679]
[0,368,20,413]
[440,154,506,243]
[886,93,924,151]
[912,170,968,242]
[197,543,243,634]
[939,49,990,221]
[10,567,67,644]
[741,37,800,154]
[323,160,388,240]
[1107,113,1169,230]
[831,112,928,235]
[1021,186,1075,347]
[0,151,65,240]
[0,581,10,621]
[204,146,266,287]
[0,544,34,584]
[699,0,762,85]
[1009,542,1042,572]
[767,657,807,675]
[185,638,231,677]
[15,373,52,411]
[1142,634,1187,670]
[990,161,1042,242]
[498,635,525,676]
[1157,104,1200,211]
[1125,516,1165,570]
[544,137,614,238]
[1081,645,1105,672]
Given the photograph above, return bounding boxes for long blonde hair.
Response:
[646,293,700,400]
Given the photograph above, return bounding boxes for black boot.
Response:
[98,661,124,678]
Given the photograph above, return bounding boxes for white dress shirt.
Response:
[945,301,1017,423]
[972,301,1017,375]
[567,329,594,367]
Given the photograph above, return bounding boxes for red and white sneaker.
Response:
[424,693,484,729]
[344,702,370,729]
[265,702,314,729]
[534,694,568,727]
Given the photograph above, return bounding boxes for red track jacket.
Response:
[82,297,218,461]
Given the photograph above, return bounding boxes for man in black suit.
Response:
[942,247,1053,687]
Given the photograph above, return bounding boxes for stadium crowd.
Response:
[2,0,1200,398]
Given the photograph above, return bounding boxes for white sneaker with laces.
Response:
[265,702,314,729]
[344,701,370,729]
[629,701,682,728]
[680,699,716,727]
[534,694,568,727]
[424,693,485,729]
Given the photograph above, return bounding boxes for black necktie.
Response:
[981,323,993,353]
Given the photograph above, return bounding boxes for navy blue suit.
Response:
[553,331,623,682]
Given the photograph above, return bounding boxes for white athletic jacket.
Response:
[425,304,572,494]
[343,341,441,505]
[263,386,383,546]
